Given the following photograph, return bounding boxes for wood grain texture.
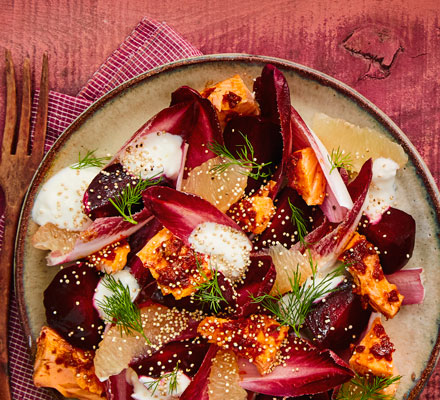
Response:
[0,0,439,397]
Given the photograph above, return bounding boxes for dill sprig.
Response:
[207,132,273,180]
[95,275,151,344]
[193,257,228,313]
[251,255,345,336]
[328,146,353,174]
[336,373,402,400]
[70,149,111,169]
[288,198,308,244]
[146,361,180,395]
[109,172,163,224]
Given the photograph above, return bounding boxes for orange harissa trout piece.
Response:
[287,147,326,206]
[339,232,404,319]
[137,228,212,299]
[33,326,105,400]
[86,239,130,274]
[197,314,289,375]
[227,181,277,235]
[200,75,260,126]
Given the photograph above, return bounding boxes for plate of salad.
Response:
[15,55,440,400]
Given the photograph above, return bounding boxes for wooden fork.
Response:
[0,50,49,399]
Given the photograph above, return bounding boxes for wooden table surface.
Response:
[1,0,439,398]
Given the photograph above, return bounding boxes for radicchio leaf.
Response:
[253,64,293,198]
[171,86,223,172]
[47,210,153,265]
[142,186,243,244]
[387,268,425,305]
[308,159,372,272]
[105,370,133,400]
[223,115,282,194]
[180,344,218,400]
[290,106,353,223]
[238,336,353,396]
[234,254,276,318]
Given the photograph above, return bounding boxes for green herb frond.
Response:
[109,172,163,224]
[70,149,111,169]
[193,256,228,313]
[288,198,308,244]
[336,373,402,400]
[328,146,353,174]
[251,255,346,336]
[95,274,150,344]
[207,132,273,180]
[146,361,180,395]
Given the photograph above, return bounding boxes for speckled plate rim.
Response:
[14,54,440,399]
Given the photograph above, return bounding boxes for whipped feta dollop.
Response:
[126,367,191,400]
[32,166,100,231]
[93,269,140,320]
[120,131,183,180]
[188,222,252,281]
[365,157,399,223]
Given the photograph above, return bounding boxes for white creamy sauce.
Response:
[365,157,399,223]
[32,166,100,231]
[120,131,183,180]
[188,221,252,281]
[93,270,140,320]
[126,367,190,400]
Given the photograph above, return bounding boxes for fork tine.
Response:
[1,49,17,159]
[16,58,31,156]
[32,52,48,159]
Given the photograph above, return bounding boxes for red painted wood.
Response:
[0,0,438,397]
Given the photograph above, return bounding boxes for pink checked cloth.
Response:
[5,17,202,399]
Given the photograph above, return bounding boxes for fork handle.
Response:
[0,201,23,400]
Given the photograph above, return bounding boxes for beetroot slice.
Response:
[143,186,243,245]
[44,263,104,350]
[129,339,210,378]
[171,86,223,173]
[223,115,283,194]
[180,344,218,400]
[238,336,353,396]
[233,254,276,318]
[358,207,416,274]
[83,163,140,220]
[304,279,371,351]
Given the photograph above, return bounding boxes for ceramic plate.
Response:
[14,54,440,399]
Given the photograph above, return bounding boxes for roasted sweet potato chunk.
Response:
[86,239,130,274]
[287,147,326,206]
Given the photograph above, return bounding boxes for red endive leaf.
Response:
[238,336,353,397]
[143,186,242,244]
[387,268,425,305]
[180,344,218,400]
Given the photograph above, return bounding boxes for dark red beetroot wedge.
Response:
[83,163,140,220]
[254,187,322,250]
[143,186,243,245]
[304,278,371,351]
[234,254,276,318]
[358,207,416,274]
[44,263,104,350]
[130,339,210,378]
[171,86,223,172]
[223,115,283,194]
[239,335,353,397]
